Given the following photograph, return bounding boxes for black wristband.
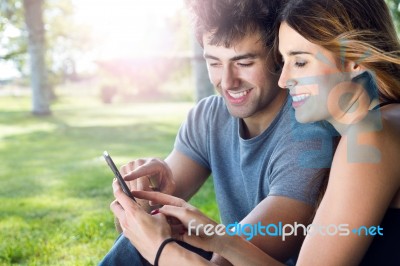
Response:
[154,238,176,266]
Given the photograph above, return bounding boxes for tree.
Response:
[1,0,84,115]
[0,0,50,115]
[23,0,51,115]
[192,35,214,102]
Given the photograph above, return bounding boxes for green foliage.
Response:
[0,95,218,265]
[0,0,91,82]
[0,0,27,72]
[386,0,400,34]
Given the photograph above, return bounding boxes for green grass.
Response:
[0,95,219,265]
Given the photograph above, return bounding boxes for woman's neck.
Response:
[327,95,380,135]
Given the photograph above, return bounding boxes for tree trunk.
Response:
[192,37,214,102]
[23,0,51,115]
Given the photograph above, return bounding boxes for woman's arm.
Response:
[296,122,400,265]
[133,190,284,266]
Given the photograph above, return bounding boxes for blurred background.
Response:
[1,0,400,265]
[0,0,217,265]
[0,0,215,110]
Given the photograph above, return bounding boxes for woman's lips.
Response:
[291,93,311,108]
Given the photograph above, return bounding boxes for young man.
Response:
[100,0,335,265]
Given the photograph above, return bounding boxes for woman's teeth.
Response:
[292,94,310,102]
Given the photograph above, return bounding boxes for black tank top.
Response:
[371,101,400,110]
[360,208,400,265]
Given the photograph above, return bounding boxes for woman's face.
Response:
[278,22,363,124]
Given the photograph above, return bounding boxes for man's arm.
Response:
[166,149,211,201]
[212,196,314,265]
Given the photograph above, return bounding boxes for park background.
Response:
[1,0,400,265]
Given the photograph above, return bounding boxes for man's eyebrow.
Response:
[204,53,258,61]
[203,54,219,60]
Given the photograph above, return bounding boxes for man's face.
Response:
[203,32,281,119]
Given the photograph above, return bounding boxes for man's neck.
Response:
[241,90,288,139]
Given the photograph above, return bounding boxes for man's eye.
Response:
[208,62,221,67]
[237,62,253,67]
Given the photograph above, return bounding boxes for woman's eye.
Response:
[295,61,307,68]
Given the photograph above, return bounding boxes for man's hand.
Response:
[112,157,176,232]
[120,158,176,211]
[112,149,210,233]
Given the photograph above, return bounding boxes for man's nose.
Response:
[221,66,239,90]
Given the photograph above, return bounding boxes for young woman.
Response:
[110,0,400,265]
[276,0,400,264]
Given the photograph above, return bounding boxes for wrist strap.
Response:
[154,238,176,266]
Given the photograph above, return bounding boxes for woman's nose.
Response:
[278,67,288,89]
[278,67,296,90]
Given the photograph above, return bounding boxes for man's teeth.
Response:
[228,90,249,99]
[292,94,310,102]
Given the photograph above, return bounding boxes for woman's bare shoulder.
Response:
[332,103,400,179]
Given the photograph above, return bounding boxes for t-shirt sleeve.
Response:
[174,98,212,170]
[268,123,335,205]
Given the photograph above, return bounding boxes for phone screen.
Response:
[103,151,137,202]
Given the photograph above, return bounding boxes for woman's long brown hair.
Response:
[277,0,400,103]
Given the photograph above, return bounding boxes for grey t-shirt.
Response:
[175,95,335,225]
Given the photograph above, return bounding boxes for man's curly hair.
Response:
[186,0,286,48]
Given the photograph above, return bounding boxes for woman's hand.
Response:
[110,179,172,264]
[132,190,226,254]
[130,190,280,266]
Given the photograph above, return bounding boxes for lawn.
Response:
[0,95,219,265]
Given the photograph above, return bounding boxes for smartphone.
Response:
[103,151,137,202]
